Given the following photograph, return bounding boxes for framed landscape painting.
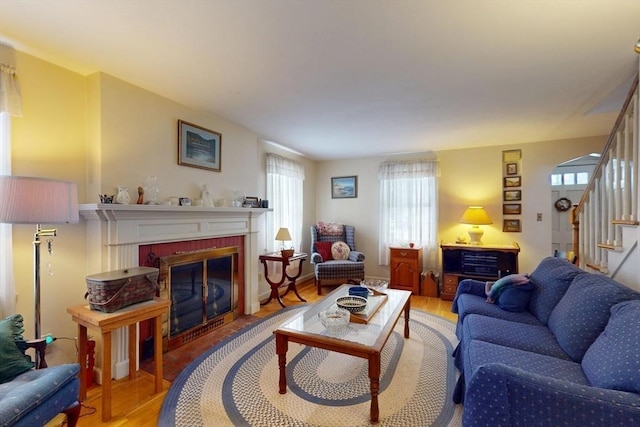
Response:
[331,176,358,199]
[178,120,222,172]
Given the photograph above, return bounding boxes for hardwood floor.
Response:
[63,279,456,426]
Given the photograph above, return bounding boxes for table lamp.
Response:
[0,176,79,343]
[459,206,492,245]
[275,227,293,257]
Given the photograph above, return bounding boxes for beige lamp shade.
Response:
[275,227,292,242]
[459,206,492,245]
[0,175,79,224]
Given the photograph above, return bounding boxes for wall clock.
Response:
[554,197,572,211]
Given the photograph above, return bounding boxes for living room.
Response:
[1,1,639,425]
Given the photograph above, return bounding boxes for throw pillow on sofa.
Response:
[485,274,534,312]
[315,241,333,261]
[581,300,640,393]
[0,314,35,383]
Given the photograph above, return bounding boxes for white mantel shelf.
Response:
[79,203,271,221]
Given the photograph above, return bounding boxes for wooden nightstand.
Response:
[389,247,423,294]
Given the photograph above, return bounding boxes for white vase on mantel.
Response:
[116,186,131,204]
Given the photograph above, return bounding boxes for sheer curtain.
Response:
[266,153,305,253]
[378,159,439,269]
[0,49,23,316]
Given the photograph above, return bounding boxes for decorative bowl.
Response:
[336,295,367,313]
[361,279,388,292]
[318,307,350,334]
[348,286,369,299]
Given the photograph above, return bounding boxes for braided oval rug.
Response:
[159,306,462,427]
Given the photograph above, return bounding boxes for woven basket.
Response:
[85,267,159,313]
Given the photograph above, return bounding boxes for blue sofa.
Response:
[0,315,80,426]
[451,257,640,426]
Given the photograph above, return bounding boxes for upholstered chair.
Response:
[310,222,365,294]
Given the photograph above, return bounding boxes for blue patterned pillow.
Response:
[547,274,640,362]
[582,300,640,393]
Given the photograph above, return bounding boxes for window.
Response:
[378,159,439,268]
[551,172,589,186]
[576,172,588,185]
[266,153,305,253]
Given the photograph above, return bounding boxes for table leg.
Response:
[276,333,288,394]
[404,298,411,338]
[102,330,112,422]
[77,325,88,401]
[369,352,381,423]
[128,323,136,380]
[154,314,164,393]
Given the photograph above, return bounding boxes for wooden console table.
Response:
[67,298,170,422]
[440,243,520,300]
[259,252,307,307]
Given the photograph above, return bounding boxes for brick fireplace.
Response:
[79,204,268,380]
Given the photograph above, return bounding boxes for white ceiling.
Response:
[0,0,638,160]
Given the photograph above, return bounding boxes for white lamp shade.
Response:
[0,175,79,224]
[275,227,292,241]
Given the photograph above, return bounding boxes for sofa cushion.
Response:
[582,300,640,393]
[547,273,640,362]
[0,363,80,426]
[462,314,572,360]
[463,340,589,390]
[528,256,585,324]
[0,315,35,384]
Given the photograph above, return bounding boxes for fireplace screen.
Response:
[160,247,238,340]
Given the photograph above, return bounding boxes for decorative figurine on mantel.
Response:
[137,186,144,204]
[116,186,131,204]
[201,184,214,207]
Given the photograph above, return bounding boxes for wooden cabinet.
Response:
[389,247,423,294]
[440,243,520,300]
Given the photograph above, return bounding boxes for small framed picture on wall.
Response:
[503,219,521,232]
[503,203,522,215]
[504,176,521,187]
[503,189,522,201]
[506,163,518,175]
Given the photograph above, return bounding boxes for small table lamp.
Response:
[0,176,79,343]
[275,227,293,257]
[459,206,492,245]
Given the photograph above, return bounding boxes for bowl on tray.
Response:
[336,295,367,313]
[360,279,388,293]
[348,286,369,299]
[318,307,350,334]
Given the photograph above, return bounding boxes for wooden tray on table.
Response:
[349,288,388,324]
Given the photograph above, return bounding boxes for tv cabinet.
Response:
[440,243,520,300]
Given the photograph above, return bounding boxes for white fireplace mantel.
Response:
[79,203,270,380]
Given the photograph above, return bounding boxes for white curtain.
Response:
[378,159,439,269]
[266,153,305,253]
[0,44,23,317]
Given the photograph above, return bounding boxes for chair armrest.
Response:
[25,338,48,369]
[349,251,365,262]
[464,363,640,425]
[310,252,324,264]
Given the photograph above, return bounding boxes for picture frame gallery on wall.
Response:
[502,149,522,232]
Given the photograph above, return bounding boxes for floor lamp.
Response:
[0,176,79,343]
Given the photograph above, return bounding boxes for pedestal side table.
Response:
[259,252,307,307]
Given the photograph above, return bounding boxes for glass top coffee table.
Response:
[274,284,412,423]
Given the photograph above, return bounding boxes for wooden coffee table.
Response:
[274,284,411,423]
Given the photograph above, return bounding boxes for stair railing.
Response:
[571,74,639,273]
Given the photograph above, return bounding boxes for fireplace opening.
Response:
[159,246,239,350]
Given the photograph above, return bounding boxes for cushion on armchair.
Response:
[331,241,350,260]
[582,300,640,393]
[0,315,35,384]
[315,241,333,261]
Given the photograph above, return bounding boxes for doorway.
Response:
[550,154,599,255]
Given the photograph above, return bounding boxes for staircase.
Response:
[571,72,640,291]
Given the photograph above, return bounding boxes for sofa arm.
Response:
[464,363,640,426]
[349,251,365,262]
